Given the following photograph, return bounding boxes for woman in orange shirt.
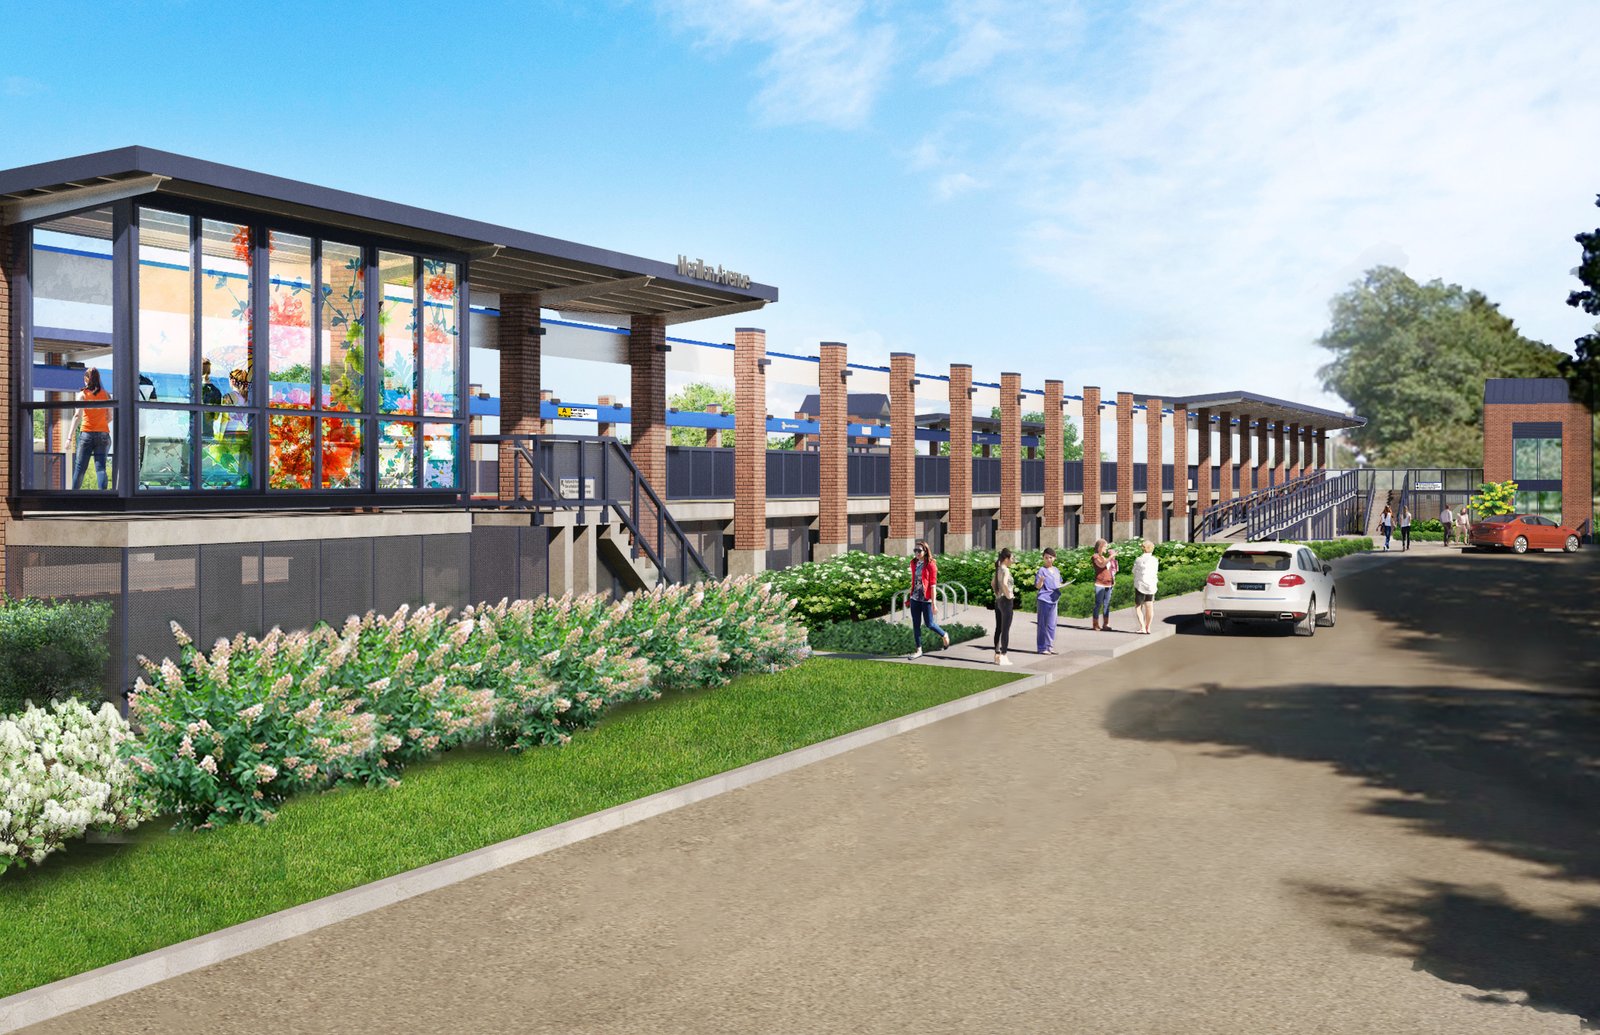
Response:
[69,367,112,490]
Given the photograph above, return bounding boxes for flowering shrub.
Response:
[126,626,378,828]
[2,699,150,873]
[607,578,810,689]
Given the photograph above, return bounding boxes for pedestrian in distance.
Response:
[992,547,1016,666]
[1399,506,1412,551]
[1457,507,1471,546]
[1440,504,1454,547]
[1132,539,1159,634]
[905,539,949,661]
[1034,547,1063,654]
[1379,505,1393,551]
[1091,538,1118,631]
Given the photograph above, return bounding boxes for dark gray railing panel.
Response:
[767,450,820,498]
[848,453,891,497]
[973,457,1000,495]
[1021,459,1044,494]
[915,455,950,496]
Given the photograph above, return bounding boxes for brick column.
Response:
[1316,428,1328,472]
[997,372,1023,550]
[1114,391,1135,540]
[1041,379,1064,549]
[1238,414,1254,497]
[1257,418,1271,493]
[815,342,849,561]
[1272,421,1285,486]
[1145,398,1163,541]
[1195,407,1212,517]
[627,314,669,491]
[1286,422,1300,481]
[886,353,917,556]
[1218,410,1234,504]
[596,394,617,438]
[497,293,540,502]
[704,403,722,449]
[1172,405,1190,540]
[945,364,974,553]
[1304,424,1316,476]
[0,223,17,589]
[728,327,767,576]
[1082,387,1101,540]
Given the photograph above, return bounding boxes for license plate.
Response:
[1237,582,1266,591]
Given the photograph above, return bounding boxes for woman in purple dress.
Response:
[1034,547,1062,655]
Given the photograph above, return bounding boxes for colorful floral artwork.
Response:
[269,234,314,410]
[320,242,365,413]
[423,423,457,489]
[420,259,458,418]
[269,414,313,489]
[322,417,363,489]
[379,421,415,489]
[379,252,417,416]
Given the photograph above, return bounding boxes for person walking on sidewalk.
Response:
[1399,506,1412,551]
[1441,504,1454,547]
[1379,506,1394,551]
[1132,539,1159,635]
[905,539,949,660]
[1034,547,1063,654]
[992,548,1016,665]
[1457,507,1471,546]
[1091,539,1118,631]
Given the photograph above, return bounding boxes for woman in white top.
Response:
[1132,539,1159,635]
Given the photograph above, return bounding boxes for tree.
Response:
[1562,194,1600,495]
[666,381,733,447]
[939,409,1084,458]
[1316,266,1567,467]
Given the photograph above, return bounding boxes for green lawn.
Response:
[0,658,1019,998]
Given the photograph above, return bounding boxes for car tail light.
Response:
[1206,572,1225,586]
[1278,574,1306,587]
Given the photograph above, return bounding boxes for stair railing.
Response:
[1196,469,1323,540]
[1246,469,1361,540]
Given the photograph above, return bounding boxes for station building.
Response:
[0,147,1365,694]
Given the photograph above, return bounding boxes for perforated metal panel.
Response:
[422,534,471,612]
[9,546,126,700]
[517,527,549,600]
[320,538,374,625]
[470,525,519,606]
[373,536,424,615]
[262,540,319,634]
[127,545,199,677]
[200,543,263,648]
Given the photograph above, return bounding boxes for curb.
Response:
[1,666,1064,1034]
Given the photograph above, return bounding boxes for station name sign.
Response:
[677,255,751,289]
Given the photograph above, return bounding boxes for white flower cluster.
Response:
[1,699,150,873]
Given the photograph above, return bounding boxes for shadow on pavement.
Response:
[1103,551,1600,1025]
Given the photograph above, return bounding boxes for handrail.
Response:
[469,434,710,586]
[1196,470,1323,540]
[1245,469,1362,540]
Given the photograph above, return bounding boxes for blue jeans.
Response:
[72,431,110,490]
[1093,585,1114,621]
[910,598,946,649]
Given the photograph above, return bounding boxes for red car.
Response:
[1466,513,1583,554]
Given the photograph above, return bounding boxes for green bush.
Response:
[0,598,112,715]
[807,621,988,655]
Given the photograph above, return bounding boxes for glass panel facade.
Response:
[421,260,458,417]
[423,423,458,488]
[378,252,416,416]
[201,410,254,489]
[137,408,192,491]
[268,413,313,489]
[322,417,363,489]
[138,209,193,402]
[1514,491,1563,519]
[320,240,365,412]
[379,420,416,489]
[1513,437,1562,482]
[200,220,252,403]
[268,232,314,409]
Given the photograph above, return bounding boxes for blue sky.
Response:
[5,0,1598,419]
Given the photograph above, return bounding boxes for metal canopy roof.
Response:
[1133,391,1365,431]
[0,146,777,325]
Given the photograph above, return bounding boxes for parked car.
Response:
[1466,514,1582,554]
[1201,543,1335,637]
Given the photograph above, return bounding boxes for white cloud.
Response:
[934,171,982,199]
[3,76,44,97]
[659,0,896,128]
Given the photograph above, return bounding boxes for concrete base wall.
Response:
[812,541,849,562]
[1113,520,1136,541]
[726,548,766,578]
[883,536,916,559]
[1037,525,1064,551]
[995,529,1022,551]
[942,532,972,555]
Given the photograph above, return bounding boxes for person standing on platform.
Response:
[905,539,948,660]
[1034,547,1063,655]
[991,548,1015,666]
[1091,538,1118,631]
[1399,506,1412,551]
[66,366,112,490]
[1379,506,1394,550]
[1132,539,1159,634]
[1457,507,1471,546]
[1441,504,1454,547]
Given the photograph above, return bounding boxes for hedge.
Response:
[807,621,988,655]
[0,598,112,714]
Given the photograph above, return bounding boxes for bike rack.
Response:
[890,582,968,624]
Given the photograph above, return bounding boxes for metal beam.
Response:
[536,275,654,307]
[1,174,168,225]
[660,299,768,326]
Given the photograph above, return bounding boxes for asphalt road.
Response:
[25,548,1600,1034]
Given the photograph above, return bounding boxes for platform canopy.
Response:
[1136,391,1365,431]
[0,146,777,326]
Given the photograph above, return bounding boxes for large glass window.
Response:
[1512,436,1562,482]
[200,219,252,401]
[1514,491,1563,519]
[421,260,459,418]
[268,232,314,409]
[378,251,417,416]
[320,240,365,412]
[138,209,193,402]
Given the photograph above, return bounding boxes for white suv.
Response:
[1202,543,1336,636]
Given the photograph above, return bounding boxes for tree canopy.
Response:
[1564,194,1600,406]
[666,382,734,447]
[1316,266,1566,467]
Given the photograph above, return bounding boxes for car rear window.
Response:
[1219,551,1290,571]
[1480,514,1513,523]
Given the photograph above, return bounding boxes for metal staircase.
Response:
[1198,470,1366,542]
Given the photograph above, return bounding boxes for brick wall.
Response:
[818,342,848,547]
[948,364,973,536]
[0,222,16,588]
[629,314,669,490]
[1218,410,1234,503]
[1287,422,1301,480]
[1115,392,1134,525]
[1043,379,1063,534]
[1256,419,1270,491]
[1083,387,1101,529]
[889,353,916,543]
[999,372,1021,533]
[1145,397,1163,529]
[733,327,767,552]
[1484,398,1594,530]
[1316,428,1327,471]
[1238,414,1254,496]
[1195,406,1212,514]
[1172,405,1189,536]
[1272,421,1285,485]
[496,293,540,501]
